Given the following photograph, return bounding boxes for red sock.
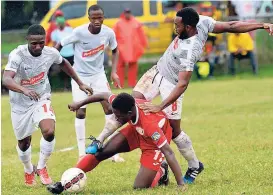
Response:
[150,167,164,188]
[76,154,100,173]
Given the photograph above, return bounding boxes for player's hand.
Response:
[263,23,273,36]
[139,102,163,113]
[79,84,93,96]
[177,184,188,192]
[111,72,121,89]
[22,88,40,101]
[68,102,81,112]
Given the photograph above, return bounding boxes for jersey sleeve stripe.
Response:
[158,140,167,149]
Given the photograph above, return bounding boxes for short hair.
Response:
[88,4,104,15]
[176,7,199,27]
[112,93,135,114]
[27,24,46,36]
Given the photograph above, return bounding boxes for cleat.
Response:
[36,167,52,185]
[24,171,36,186]
[110,154,125,163]
[47,182,64,194]
[158,161,169,186]
[184,162,204,184]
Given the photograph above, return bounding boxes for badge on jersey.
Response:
[151,132,161,141]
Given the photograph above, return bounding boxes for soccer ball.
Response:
[61,168,87,193]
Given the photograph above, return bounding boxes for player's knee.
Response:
[76,109,86,119]
[42,127,55,142]
[18,139,31,152]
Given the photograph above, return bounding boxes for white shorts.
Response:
[71,72,111,108]
[11,99,56,140]
[134,65,183,120]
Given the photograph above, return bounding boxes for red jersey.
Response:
[108,95,172,150]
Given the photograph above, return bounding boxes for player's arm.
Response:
[139,71,192,113]
[111,47,119,75]
[3,50,40,100]
[51,48,92,95]
[159,71,191,110]
[54,42,63,51]
[160,143,184,186]
[213,21,273,35]
[55,29,79,51]
[2,71,40,101]
[109,29,121,88]
[58,58,92,95]
[68,93,112,111]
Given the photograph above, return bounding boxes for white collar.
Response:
[131,105,139,125]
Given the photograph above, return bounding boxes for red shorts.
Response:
[120,125,167,171]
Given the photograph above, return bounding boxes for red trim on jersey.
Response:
[82,44,104,57]
[108,94,116,104]
[173,37,179,49]
[21,72,45,86]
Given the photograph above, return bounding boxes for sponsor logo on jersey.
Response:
[151,132,161,141]
[82,44,104,57]
[21,72,45,85]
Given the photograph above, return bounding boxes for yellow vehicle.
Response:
[40,0,174,54]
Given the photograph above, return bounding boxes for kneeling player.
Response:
[47,93,186,194]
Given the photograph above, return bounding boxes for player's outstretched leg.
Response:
[170,119,204,183]
[37,119,56,185]
[17,136,36,186]
[47,132,130,194]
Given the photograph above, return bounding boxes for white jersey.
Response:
[61,24,117,77]
[5,44,63,112]
[157,15,216,84]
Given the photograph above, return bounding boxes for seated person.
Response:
[227,33,258,75]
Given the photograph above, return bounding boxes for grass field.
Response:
[2,76,273,195]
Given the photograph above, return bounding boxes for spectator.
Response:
[227,33,258,75]
[51,16,74,90]
[113,8,148,88]
[164,2,184,40]
[45,10,70,46]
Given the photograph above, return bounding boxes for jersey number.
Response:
[172,101,177,112]
[42,104,54,114]
[153,150,164,165]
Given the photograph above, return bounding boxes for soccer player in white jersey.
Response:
[2,24,92,186]
[55,5,124,162]
[86,7,273,184]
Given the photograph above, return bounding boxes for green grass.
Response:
[1,31,26,54]
[2,76,273,195]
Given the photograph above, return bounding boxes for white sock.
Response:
[97,114,121,143]
[16,145,33,174]
[37,137,55,170]
[173,131,199,169]
[104,114,122,160]
[75,118,86,157]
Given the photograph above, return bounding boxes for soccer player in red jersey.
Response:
[47,93,186,194]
